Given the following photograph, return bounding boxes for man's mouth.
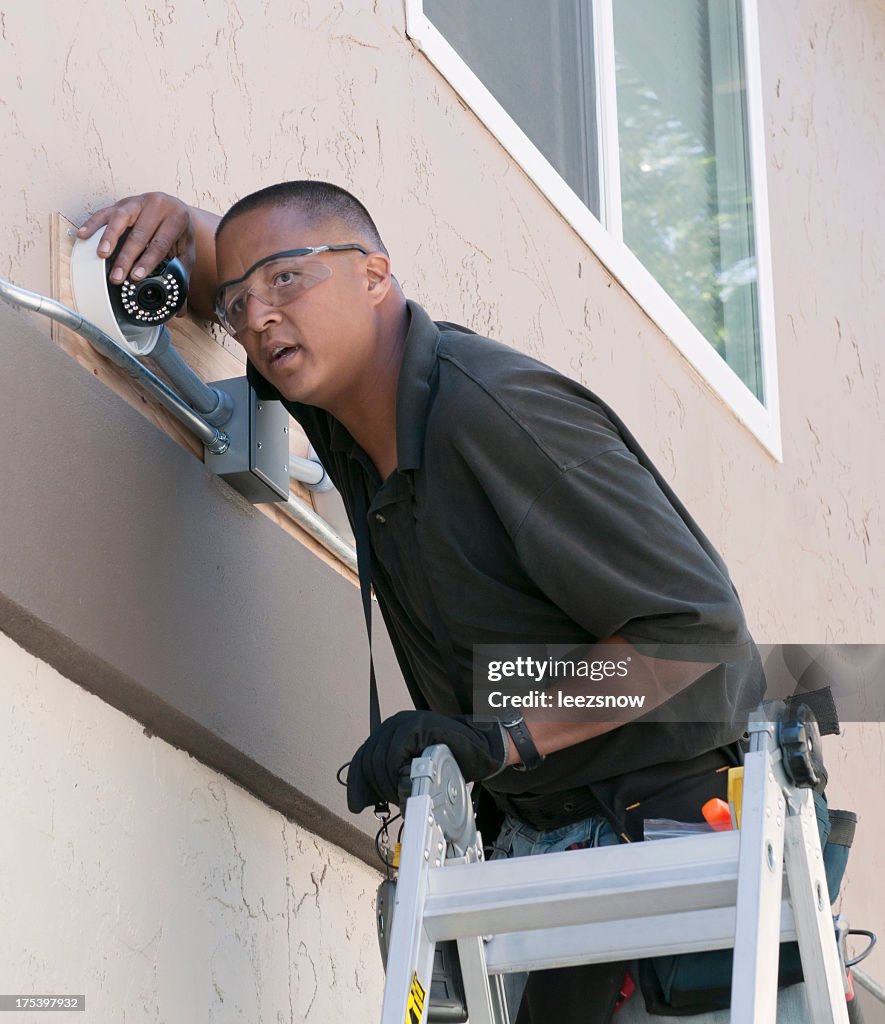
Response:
[268,343,302,368]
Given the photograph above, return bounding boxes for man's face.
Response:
[215,205,386,409]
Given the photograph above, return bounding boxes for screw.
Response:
[283,426,288,434]
[257,442,262,450]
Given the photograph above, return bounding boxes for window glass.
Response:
[425,0,600,216]
[423,0,763,401]
[613,0,761,396]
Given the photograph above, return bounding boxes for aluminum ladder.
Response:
[379,708,850,1024]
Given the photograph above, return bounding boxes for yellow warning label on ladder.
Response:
[405,973,426,1024]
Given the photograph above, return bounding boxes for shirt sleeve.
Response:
[510,446,752,662]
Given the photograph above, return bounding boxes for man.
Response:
[78,182,766,1022]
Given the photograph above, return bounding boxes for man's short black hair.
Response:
[216,180,388,255]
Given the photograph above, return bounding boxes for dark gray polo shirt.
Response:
[248,300,763,797]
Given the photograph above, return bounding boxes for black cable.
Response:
[339,762,400,870]
[375,812,403,877]
[845,929,877,967]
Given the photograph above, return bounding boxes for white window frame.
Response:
[405,0,782,460]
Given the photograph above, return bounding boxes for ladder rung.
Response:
[483,904,797,975]
[423,831,747,941]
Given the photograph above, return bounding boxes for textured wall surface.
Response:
[0,631,384,1021]
[0,0,879,635]
[1,0,882,989]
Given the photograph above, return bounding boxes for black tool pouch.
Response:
[636,793,857,1016]
[376,878,468,1022]
[598,696,859,1017]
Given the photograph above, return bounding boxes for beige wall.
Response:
[0,630,384,1020]
[1,0,880,635]
[1,0,882,988]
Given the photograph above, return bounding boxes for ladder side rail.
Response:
[729,740,788,1024]
[380,793,443,1024]
[783,789,849,1024]
[456,935,509,1024]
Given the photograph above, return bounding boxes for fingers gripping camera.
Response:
[72,227,188,356]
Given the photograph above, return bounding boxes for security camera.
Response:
[72,228,188,356]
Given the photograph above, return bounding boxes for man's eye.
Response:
[228,294,246,317]
[273,269,299,286]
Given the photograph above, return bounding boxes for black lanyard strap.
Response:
[351,481,382,735]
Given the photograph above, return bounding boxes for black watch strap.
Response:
[502,716,545,772]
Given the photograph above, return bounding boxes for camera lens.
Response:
[106,229,188,326]
[136,281,168,312]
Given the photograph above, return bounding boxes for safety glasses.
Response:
[214,244,369,335]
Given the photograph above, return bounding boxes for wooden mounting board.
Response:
[49,212,356,583]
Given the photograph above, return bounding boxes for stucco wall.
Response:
[1,0,882,989]
[0,630,384,1020]
[1,0,879,633]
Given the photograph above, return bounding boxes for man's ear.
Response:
[365,252,392,303]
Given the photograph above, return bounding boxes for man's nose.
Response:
[244,288,282,332]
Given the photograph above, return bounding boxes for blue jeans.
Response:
[488,813,812,1022]
[489,812,621,1016]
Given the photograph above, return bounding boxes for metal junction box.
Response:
[204,376,290,503]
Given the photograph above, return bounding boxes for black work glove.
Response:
[346,710,507,813]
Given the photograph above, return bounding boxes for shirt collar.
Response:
[394,300,440,472]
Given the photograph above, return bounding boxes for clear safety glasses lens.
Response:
[218,256,333,335]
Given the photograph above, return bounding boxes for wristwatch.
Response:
[501,715,545,772]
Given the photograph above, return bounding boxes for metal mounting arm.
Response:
[0,276,231,455]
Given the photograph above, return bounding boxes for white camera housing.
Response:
[71,231,185,356]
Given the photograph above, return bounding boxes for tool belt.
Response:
[492,785,606,831]
[491,742,741,838]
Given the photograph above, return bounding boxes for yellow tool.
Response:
[728,766,745,828]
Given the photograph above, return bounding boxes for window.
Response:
[423,3,601,216]
[407,0,780,457]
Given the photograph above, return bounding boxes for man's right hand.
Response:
[77,192,221,321]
